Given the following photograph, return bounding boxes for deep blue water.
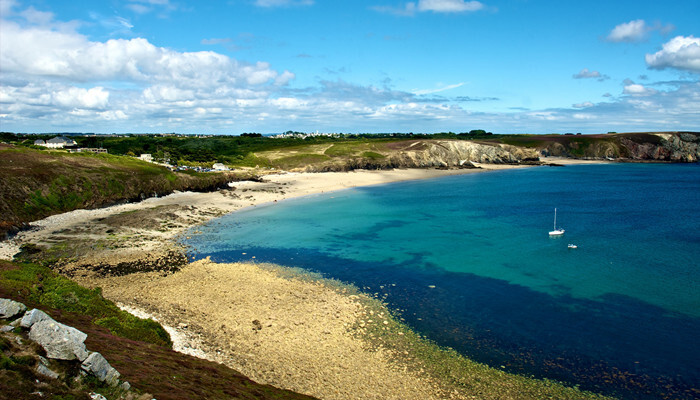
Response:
[183,164,700,400]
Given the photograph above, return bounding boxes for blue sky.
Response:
[1,0,699,134]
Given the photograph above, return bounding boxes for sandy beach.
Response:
[0,163,605,400]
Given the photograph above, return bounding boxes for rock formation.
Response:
[1,298,129,389]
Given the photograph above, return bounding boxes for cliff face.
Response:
[307,140,541,172]
[618,133,699,162]
[539,132,700,162]
[388,140,540,167]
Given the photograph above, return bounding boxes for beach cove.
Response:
[1,161,627,400]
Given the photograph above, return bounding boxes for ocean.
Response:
[183,163,700,400]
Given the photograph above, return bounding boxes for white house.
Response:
[38,136,77,148]
[139,154,153,162]
[212,163,229,171]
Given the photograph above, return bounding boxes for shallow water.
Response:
[184,164,700,399]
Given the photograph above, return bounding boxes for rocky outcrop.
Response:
[0,298,27,318]
[1,299,129,389]
[388,140,540,167]
[539,132,700,161]
[28,319,90,361]
[619,132,699,162]
[82,352,121,387]
[306,140,541,172]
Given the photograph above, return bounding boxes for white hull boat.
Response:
[549,208,565,236]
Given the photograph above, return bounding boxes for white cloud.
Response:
[254,0,314,7]
[622,79,657,96]
[607,19,648,43]
[645,36,700,73]
[0,0,17,17]
[607,19,676,43]
[573,68,609,81]
[373,0,484,16]
[623,84,649,94]
[52,87,110,109]
[0,21,287,89]
[1,2,697,135]
[418,0,483,13]
[413,82,465,95]
[125,0,174,15]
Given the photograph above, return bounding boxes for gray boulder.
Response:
[0,298,27,319]
[29,320,89,361]
[82,352,121,387]
[36,363,60,380]
[20,309,52,328]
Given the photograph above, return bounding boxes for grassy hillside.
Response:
[0,144,252,238]
[0,260,317,400]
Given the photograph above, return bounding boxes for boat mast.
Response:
[554,208,557,230]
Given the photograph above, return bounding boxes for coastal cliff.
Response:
[386,140,540,167]
[306,140,541,172]
[536,132,699,162]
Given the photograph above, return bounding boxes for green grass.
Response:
[0,261,172,347]
[273,153,331,169]
[0,145,241,238]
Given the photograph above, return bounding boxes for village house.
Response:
[34,136,78,149]
[212,163,229,171]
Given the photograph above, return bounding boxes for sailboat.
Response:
[549,208,565,236]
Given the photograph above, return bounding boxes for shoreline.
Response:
[0,163,612,400]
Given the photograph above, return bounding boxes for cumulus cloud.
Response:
[1,1,697,135]
[622,79,657,96]
[52,87,110,109]
[607,19,675,43]
[0,3,299,131]
[607,19,648,42]
[645,36,700,73]
[0,20,290,88]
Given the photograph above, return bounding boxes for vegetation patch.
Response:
[0,144,243,238]
[0,260,172,348]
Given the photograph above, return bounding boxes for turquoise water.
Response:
[184,164,700,399]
